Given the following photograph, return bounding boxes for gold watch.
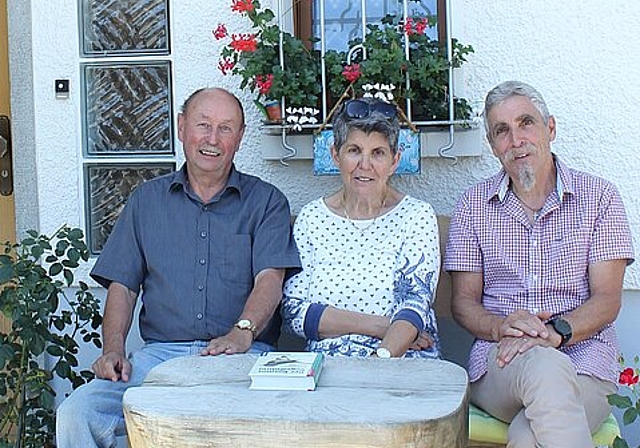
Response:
[235,319,257,339]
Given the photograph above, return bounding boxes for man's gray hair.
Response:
[332,98,400,155]
[483,81,550,135]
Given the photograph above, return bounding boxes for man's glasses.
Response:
[344,99,397,120]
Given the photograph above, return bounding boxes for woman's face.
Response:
[331,129,400,196]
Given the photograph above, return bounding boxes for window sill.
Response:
[260,124,484,160]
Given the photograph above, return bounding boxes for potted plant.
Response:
[0,226,103,448]
[214,0,474,130]
[214,0,322,124]
[324,12,474,122]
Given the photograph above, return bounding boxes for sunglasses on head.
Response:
[344,99,397,120]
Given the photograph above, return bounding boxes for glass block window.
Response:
[85,163,175,254]
[80,0,170,56]
[83,62,173,155]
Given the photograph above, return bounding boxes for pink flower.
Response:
[231,0,255,13]
[342,63,361,83]
[230,33,258,53]
[255,74,274,95]
[620,367,639,386]
[213,23,228,40]
[218,57,236,75]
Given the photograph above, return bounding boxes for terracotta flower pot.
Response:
[264,101,282,122]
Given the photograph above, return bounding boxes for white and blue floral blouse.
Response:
[282,195,441,358]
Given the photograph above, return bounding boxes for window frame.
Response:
[293,0,448,49]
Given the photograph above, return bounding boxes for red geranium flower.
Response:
[231,0,255,13]
[404,17,415,36]
[620,367,639,386]
[255,74,274,95]
[230,33,258,53]
[415,18,429,34]
[342,63,361,83]
[213,23,228,40]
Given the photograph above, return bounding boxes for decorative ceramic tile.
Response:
[80,0,170,56]
[313,129,421,175]
[85,163,175,254]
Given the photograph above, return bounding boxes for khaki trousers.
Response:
[471,345,616,448]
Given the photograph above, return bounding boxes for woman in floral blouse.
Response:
[282,97,440,359]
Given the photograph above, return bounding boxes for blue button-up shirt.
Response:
[91,164,301,345]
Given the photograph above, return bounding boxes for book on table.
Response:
[248,351,324,391]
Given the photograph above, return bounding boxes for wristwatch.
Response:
[235,319,257,340]
[376,347,392,358]
[549,318,572,348]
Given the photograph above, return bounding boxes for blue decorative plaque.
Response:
[313,129,421,175]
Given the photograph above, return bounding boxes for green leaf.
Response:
[0,255,14,284]
[612,436,630,448]
[63,268,74,286]
[68,228,84,240]
[623,406,638,426]
[49,263,63,276]
[608,393,633,408]
[46,345,63,357]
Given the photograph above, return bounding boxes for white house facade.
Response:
[5,0,640,444]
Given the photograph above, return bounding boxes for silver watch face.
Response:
[376,347,392,358]
[236,319,252,329]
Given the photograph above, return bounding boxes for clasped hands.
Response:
[495,309,557,368]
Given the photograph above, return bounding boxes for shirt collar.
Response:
[169,163,243,200]
[491,153,574,204]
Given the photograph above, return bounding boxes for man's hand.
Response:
[92,352,132,382]
[496,334,557,368]
[498,309,552,340]
[201,327,253,356]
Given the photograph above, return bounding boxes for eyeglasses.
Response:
[344,99,397,120]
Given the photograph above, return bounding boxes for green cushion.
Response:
[469,404,620,446]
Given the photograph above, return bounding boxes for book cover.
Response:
[248,352,324,391]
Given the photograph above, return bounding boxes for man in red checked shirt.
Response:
[445,80,634,447]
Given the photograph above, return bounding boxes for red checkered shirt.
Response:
[444,156,634,383]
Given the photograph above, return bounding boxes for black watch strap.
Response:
[550,318,572,348]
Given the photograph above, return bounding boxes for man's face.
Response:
[177,90,245,180]
[486,95,556,190]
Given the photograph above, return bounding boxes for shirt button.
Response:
[196,313,203,320]
[532,240,538,247]
[199,259,206,265]
[197,285,204,291]
[200,231,207,238]
[532,274,538,283]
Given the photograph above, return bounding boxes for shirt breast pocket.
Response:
[219,234,253,287]
[549,225,590,282]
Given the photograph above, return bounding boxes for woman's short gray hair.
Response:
[331,98,400,155]
[483,81,550,135]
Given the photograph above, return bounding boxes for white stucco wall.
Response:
[10,0,639,288]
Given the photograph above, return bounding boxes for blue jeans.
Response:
[55,340,273,448]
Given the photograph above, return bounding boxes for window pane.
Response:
[83,62,173,155]
[85,163,175,254]
[312,0,438,51]
[80,0,170,56]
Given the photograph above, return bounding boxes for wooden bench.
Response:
[279,215,620,447]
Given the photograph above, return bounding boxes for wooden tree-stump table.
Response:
[123,354,469,448]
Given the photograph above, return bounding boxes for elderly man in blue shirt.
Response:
[56,87,301,448]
